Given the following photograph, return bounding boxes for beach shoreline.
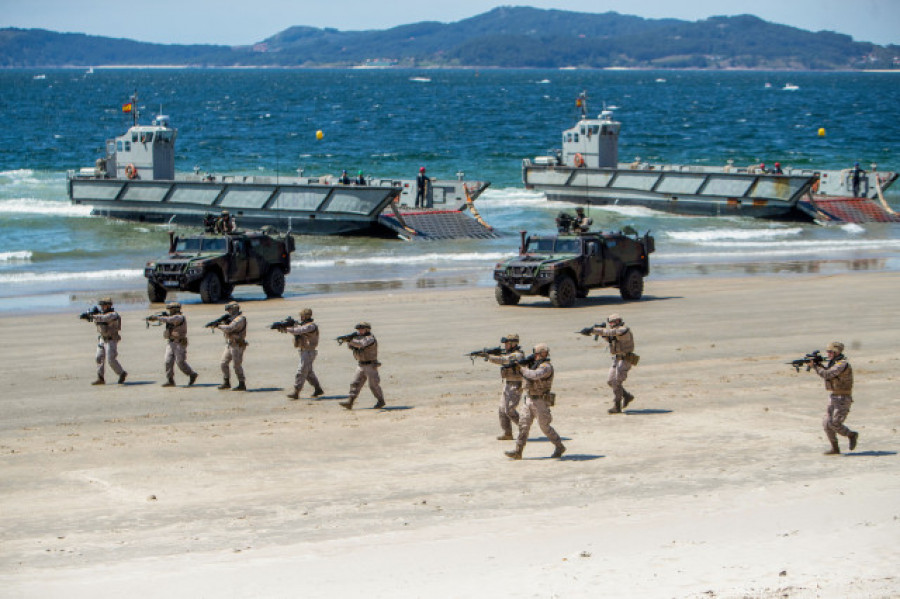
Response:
[1,272,898,597]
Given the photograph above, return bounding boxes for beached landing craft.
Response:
[67,102,497,240]
[523,93,899,223]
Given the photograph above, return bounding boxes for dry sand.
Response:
[1,272,898,598]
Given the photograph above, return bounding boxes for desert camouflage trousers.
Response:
[348,363,384,402]
[96,338,125,379]
[607,356,632,405]
[823,394,853,443]
[165,340,195,380]
[294,349,321,391]
[516,395,563,452]
[220,344,245,381]
[498,380,522,436]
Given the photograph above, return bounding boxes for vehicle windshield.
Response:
[175,237,227,253]
[527,238,580,254]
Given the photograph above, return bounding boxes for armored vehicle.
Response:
[493,229,654,307]
[144,230,295,303]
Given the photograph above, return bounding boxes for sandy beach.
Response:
[1,272,898,598]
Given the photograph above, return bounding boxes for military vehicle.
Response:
[144,229,295,303]
[493,229,654,307]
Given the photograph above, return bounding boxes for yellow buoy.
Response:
[316,130,324,140]
[817,127,826,137]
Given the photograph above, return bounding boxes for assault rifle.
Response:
[79,306,100,321]
[205,313,233,331]
[335,331,359,345]
[270,316,298,331]
[577,323,606,340]
[465,346,504,364]
[516,353,538,368]
[145,312,167,328]
[788,350,826,372]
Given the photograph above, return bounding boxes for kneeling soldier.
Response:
[148,301,198,387]
[505,343,566,460]
[283,307,325,400]
[339,322,386,410]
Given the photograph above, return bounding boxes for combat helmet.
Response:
[166,301,182,313]
[608,313,622,324]
[299,307,313,320]
[534,343,550,355]
[225,301,241,314]
[503,333,519,344]
[827,341,844,354]
[355,321,371,330]
[98,297,113,306]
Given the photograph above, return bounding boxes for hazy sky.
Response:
[3,0,898,46]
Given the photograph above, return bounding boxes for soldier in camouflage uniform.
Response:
[88,297,127,385]
[339,322,386,410]
[592,313,637,414]
[148,301,198,387]
[217,301,248,391]
[484,334,525,440]
[811,341,859,455]
[282,307,325,400]
[505,343,566,460]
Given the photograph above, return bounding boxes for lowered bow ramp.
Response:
[379,209,500,240]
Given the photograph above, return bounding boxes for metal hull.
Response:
[523,164,815,219]
[68,175,495,239]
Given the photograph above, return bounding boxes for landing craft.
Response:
[67,95,497,240]
[522,92,899,223]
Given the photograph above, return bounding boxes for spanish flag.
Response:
[122,102,133,113]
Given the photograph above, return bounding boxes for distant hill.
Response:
[1,7,897,70]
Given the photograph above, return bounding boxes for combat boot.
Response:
[188,372,198,386]
[218,378,231,390]
[91,376,105,386]
[312,386,325,398]
[623,391,635,409]
[373,399,386,409]
[848,431,859,451]
[162,377,176,387]
[117,372,128,385]
[339,399,354,410]
[824,439,841,455]
[233,380,247,391]
[504,448,523,460]
[551,444,567,459]
[286,387,300,400]
[496,433,514,441]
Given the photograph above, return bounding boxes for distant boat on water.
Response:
[782,83,800,91]
[409,77,431,83]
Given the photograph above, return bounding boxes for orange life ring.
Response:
[125,163,138,180]
[573,153,585,167]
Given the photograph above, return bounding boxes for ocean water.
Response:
[1,68,898,312]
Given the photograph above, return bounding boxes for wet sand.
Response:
[1,272,898,598]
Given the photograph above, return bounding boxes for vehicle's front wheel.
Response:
[495,284,521,306]
[262,266,285,298]
[619,268,644,300]
[199,271,224,303]
[147,281,167,303]
[549,275,576,307]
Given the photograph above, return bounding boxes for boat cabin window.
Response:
[117,141,123,152]
[574,133,579,142]
[124,141,131,152]
[157,131,174,144]
[132,132,138,142]
[140,132,153,143]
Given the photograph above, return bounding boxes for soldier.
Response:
[148,301,198,387]
[484,334,525,440]
[282,307,325,400]
[810,341,859,455]
[87,297,127,385]
[339,322,386,410]
[217,301,247,391]
[505,343,566,460]
[573,206,592,233]
[215,210,235,234]
[592,313,637,414]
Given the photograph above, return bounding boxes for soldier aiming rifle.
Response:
[787,350,825,372]
[471,334,526,441]
[335,331,360,345]
[274,308,324,400]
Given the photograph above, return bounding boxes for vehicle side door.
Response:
[601,238,623,285]
[228,238,248,282]
[581,238,604,287]
[247,238,264,281]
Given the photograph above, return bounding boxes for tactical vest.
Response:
[164,315,187,342]
[525,360,554,397]
[824,358,853,395]
[292,321,319,350]
[223,315,247,347]
[606,326,634,356]
[95,312,121,342]
[351,335,378,363]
